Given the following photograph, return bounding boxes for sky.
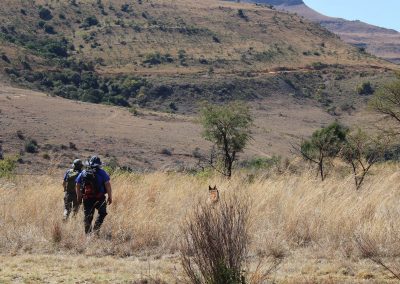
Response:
[303,0,400,31]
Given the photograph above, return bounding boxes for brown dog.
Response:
[208,185,219,203]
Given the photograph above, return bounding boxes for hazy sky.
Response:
[303,0,400,31]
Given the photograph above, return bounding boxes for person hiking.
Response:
[62,159,83,220]
[75,156,112,235]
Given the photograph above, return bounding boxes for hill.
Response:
[0,82,383,173]
[0,0,394,112]
[243,0,400,64]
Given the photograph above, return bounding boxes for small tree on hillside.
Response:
[200,102,253,178]
[299,122,348,181]
[340,129,385,190]
[369,73,400,132]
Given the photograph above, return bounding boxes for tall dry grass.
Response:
[1,164,400,262]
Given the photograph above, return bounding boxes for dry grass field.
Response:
[2,164,400,282]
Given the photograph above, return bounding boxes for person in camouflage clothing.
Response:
[62,159,83,220]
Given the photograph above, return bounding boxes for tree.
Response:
[369,73,400,131]
[200,102,253,178]
[341,129,385,190]
[299,122,348,181]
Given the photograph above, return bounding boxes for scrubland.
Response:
[2,163,400,282]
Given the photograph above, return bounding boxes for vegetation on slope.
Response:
[0,0,393,112]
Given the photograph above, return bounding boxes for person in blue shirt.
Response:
[62,159,83,220]
[75,156,113,235]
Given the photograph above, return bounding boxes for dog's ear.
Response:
[214,185,217,190]
[209,185,212,191]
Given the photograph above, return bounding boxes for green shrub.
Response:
[240,156,281,170]
[46,41,68,57]
[82,16,99,28]
[25,139,38,153]
[357,81,374,95]
[310,62,328,70]
[143,53,174,65]
[44,24,56,34]
[129,106,139,116]
[121,4,131,12]
[1,54,10,63]
[169,102,178,111]
[39,7,53,21]
[0,156,17,178]
[42,153,50,160]
[237,9,248,20]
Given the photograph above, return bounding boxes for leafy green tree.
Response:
[200,102,253,178]
[300,122,348,181]
[340,129,385,190]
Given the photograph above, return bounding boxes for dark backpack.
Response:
[66,169,80,193]
[81,169,104,200]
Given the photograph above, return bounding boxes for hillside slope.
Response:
[0,82,382,173]
[244,0,400,64]
[0,0,393,112]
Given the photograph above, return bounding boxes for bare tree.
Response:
[340,129,386,189]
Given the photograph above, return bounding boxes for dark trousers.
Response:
[64,192,80,219]
[83,197,107,234]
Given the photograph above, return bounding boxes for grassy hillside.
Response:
[2,167,400,282]
[0,0,394,111]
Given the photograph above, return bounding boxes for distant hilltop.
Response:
[247,0,304,5]
[244,0,400,63]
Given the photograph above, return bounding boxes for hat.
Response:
[88,156,102,168]
[72,159,83,169]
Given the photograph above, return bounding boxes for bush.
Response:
[310,62,328,70]
[25,139,38,153]
[82,16,99,28]
[42,153,51,160]
[357,81,374,95]
[161,148,172,156]
[129,106,139,116]
[1,54,10,63]
[240,156,281,170]
[180,196,250,284]
[238,9,248,21]
[46,41,68,57]
[0,156,17,178]
[39,7,53,21]
[121,4,131,13]
[44,24,56,34]
[143,53,174,65]
[16,130,25,140]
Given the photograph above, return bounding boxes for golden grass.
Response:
[2,165,400,282]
